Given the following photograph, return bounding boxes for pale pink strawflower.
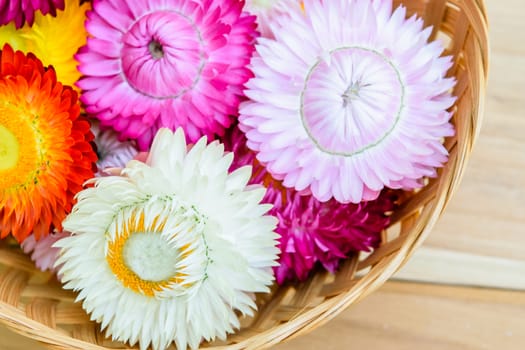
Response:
[223,126,395,283]
[240,0,456,203]
[21,231,69,273]
[0,0,64,28]
[77,0,258,150]
[91,121,138,176]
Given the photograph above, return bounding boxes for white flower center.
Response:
[123,233,179,282]
[105,197,210,298]
[300,46,406,156]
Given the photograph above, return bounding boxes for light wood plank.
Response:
[421,0,525,264]
[276,282,525,350]
[394,247,525,290]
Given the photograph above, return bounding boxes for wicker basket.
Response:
[0,0,489,349]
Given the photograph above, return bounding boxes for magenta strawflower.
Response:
[273,191,395,283]
[224,126,395,283]
[0,0,64,28]
[77,0,258,150]
[21,231,69,273]
[240,0,456,203]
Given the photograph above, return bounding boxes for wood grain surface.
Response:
[418,0,525,262]
[392,0,525,290]
[1,0,524,349]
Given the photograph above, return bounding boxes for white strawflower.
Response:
[55,128,279,350]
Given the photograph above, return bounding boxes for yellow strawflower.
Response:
[0,0,90,89]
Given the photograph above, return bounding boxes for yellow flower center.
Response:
[0,102,40,190]
[0,125,19,170]
[106,206,206,298]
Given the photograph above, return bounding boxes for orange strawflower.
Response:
[0,44,97,243]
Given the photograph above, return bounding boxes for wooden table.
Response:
[1,0,524,349]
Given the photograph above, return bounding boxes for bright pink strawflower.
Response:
[0,0,64,28]
[21,231,69,273]
[240,0,456,203]
[224,126,395,284]
[77,0,258,150]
